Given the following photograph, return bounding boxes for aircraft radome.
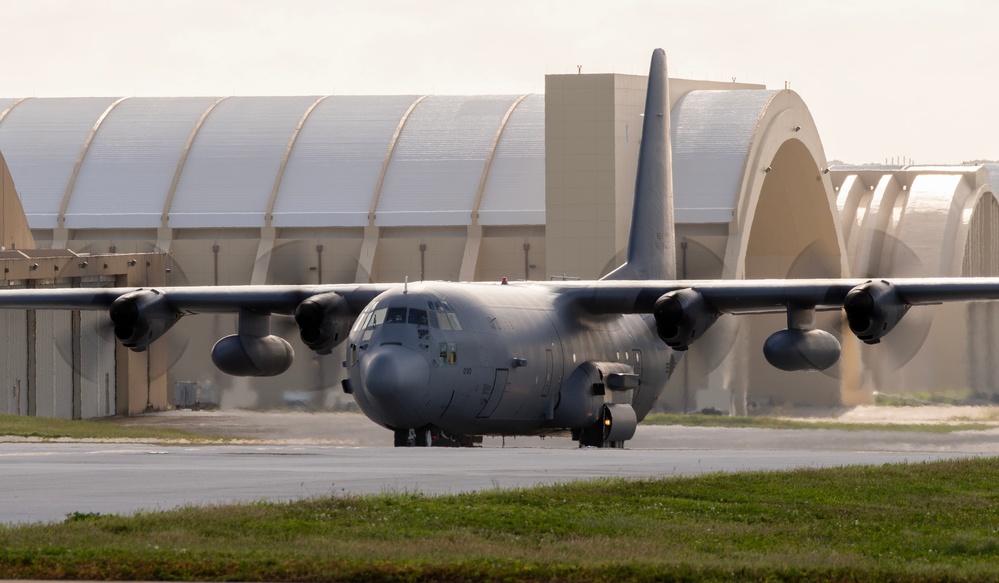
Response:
[3,49,999,448]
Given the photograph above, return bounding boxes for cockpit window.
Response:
[351,308,370,333]
[386,307,408,323]
[358,307,388,341]
[353,303,436,342]
[408,308,428,326]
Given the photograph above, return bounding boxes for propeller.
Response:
[52,244,191,387]
[243,240,348,408]
[783,234,933,381]
[845,230,934,385]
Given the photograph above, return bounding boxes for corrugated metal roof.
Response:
[376,95,521,227]
[0,95,550,231]
[0,91,840,232]
[168,96,320,228]
[66,97,221,229]
[0,97,120,229]
[671,90,777,223]
[271,95,420,228]
[478,94,545,226]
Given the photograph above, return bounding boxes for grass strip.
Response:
[641,412,992,433]
[3,457,999,581]
[0,413,223,442]
[3,410,991,442]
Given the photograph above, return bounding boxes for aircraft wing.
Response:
[1,276,999,375]
[0,284,393,314]
[552,276,999,371]
[561,277,999,315]
[0,283,395,362]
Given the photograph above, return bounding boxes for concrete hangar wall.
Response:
[0,72,996,417]
[0,94,550,412]
[546,73,999,413]
[0,148,169,418]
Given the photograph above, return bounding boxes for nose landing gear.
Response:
[392,425,483,447]
[394,427,433,447]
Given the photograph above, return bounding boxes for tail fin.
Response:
[603,48,676,281]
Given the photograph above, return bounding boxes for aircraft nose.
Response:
[359,344,431,426]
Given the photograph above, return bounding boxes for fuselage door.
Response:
[632,349,643,401]
[542,349,554,397]
[476,368,509,418]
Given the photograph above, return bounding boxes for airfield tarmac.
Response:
[4,408,999,525]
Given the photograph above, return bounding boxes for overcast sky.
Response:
[3,0,995,164]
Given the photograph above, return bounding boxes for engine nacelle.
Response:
[294,292,351,354]
[109,289,183,351]
[553,361,634,427]
[763,328,841,371]
[652,289,719,350]
[211,334,295,377]
[601,404,638,443]
[843,280,910,344]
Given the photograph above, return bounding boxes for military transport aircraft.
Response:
[2,49,999,448]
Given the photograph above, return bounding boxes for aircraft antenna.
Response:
[404,276,408,294]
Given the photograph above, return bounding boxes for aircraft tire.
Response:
[578,425,604,448]
[414,427,433,447]
[393,429,414,447]
[578,425,628,448]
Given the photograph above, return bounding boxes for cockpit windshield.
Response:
[351,298,462,343]
[386,307,407,323]
[408,308,428,326]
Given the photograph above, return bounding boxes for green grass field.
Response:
[3,412,999,580]
[641,412,994,433]
[3,457,999,581]
[0,414,225,442]
[2,410,993,444]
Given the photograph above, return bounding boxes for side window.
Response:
[429,301,451,330]
[427,300,461,331]
[361,307,387,341]
[441,300,462,331]
[351,309,371,333]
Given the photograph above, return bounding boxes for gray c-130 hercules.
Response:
[4,49,999,447]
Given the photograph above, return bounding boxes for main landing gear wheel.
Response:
[393,426,482,447]
[576,425,626,449]
[394,427,433,447]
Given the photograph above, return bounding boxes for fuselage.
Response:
[345,281,676,438]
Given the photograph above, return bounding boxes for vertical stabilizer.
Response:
[603,48,676,281]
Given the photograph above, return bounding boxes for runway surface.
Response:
[5,411,999,525]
